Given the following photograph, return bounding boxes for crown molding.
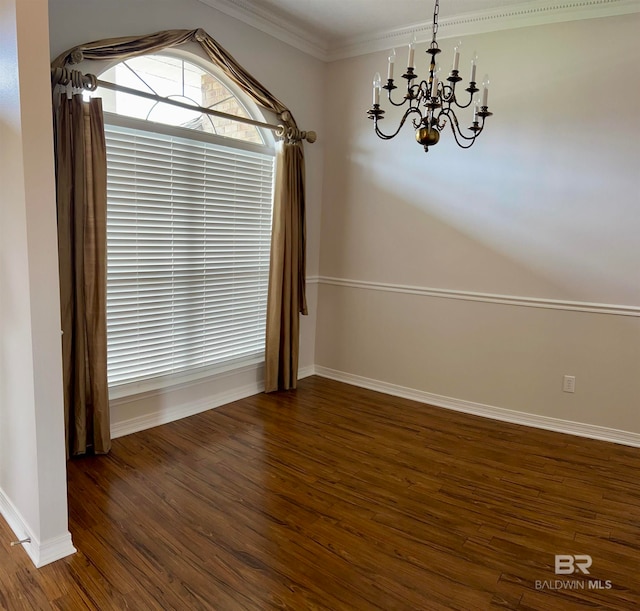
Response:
[329,0,640,60]
[197,0,330,60]
[198,0,640,62]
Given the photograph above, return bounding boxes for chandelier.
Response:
[367,0,492,153]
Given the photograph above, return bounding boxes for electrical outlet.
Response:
[563,375,576,393]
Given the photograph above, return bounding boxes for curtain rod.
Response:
[51,67,316,144]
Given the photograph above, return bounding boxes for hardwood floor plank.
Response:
[2,376,640,609]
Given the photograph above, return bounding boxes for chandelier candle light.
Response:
[367,0,492,153]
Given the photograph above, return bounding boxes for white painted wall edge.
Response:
[0,487,76,568]
[110,365,316,438]
[313,365,640,448]
[311,276,640,317]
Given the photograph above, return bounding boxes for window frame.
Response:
[97,51,276,400]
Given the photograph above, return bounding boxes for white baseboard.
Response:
[36,532,77,567]
[313,366,640,448]
[110,361,640,447]
[111,363,318,439]
[298,365,316,380]
[0,487,76,568]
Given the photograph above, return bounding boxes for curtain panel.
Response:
[54,95,110,456]
[52,29,308,394]
[266,141,308,391]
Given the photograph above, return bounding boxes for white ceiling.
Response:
[235,0,538,42]
[199,0,640,60]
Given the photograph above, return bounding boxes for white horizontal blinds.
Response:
[105,122,274,387]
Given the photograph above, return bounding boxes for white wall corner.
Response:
[313,366,640,448]
[298,365,316,379]
[0,487,76,568]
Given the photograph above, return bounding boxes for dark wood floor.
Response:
[2,376,640,610]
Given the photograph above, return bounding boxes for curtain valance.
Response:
[52,29,296,130]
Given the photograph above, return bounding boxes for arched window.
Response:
[94,53,275,393]
[98,54,265,143]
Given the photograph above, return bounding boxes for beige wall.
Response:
[316,14,640,434]
[0,0,72,566]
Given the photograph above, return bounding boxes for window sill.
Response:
[108,355,265,402]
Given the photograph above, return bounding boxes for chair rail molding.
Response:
[314,276,640,317]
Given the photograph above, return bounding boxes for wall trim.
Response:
[0,488,76,568]
[196,0,640,61]
[196,0,330,60]
[298,365,316,380]
[316,276,640,317]
[330,0,640,60]
[36,533,77,568]
[110,364,317,438]
[313,366,640,448]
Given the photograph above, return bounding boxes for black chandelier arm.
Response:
[434,109,450,132]
[412,114,426,129]
[386,80,434,108]
[373,107,423,140]
[440,85,455,105]
[440,109,485,148]
[441,84,478,111]
[406,81,428,103]
[417,79,431,95]
[451,91,477,110]
[438,108,476,140]
[449,111,484,144]
[448,125,480,149]
[386,86,418,107]
[454,98,475,110]
[387,94,409,108]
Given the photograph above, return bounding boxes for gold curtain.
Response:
[265,141,308,391]
[52,29,308,392]
[54,95,110,456]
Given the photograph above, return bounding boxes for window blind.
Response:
[104,122,274,388]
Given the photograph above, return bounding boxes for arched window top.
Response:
[95,54,264,145]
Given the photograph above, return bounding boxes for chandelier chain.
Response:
[432,0,440,44]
